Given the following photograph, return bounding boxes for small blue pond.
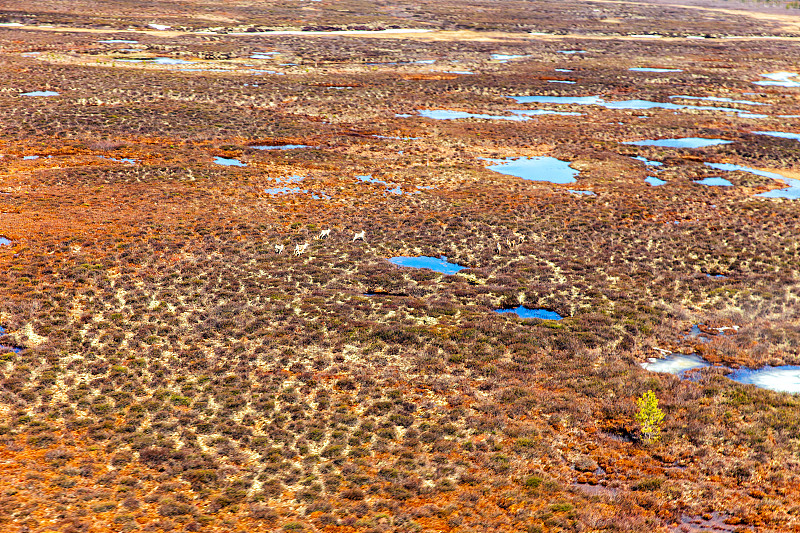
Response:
[252,144,312,150]
[21,91,59,97]
[495,306,563,320]
[483,156,578,184]
[753,131,800,141]
[569,189,596,196]
[695,177,733,186]
[0,237,10,246]
[645,177,667,186]
[624,138,732,148]
[548,80,576,84]
[213,156,246,167]
[554,68,573,72]
[388,256,465,274]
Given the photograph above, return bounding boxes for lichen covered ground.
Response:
[1,1,800,532]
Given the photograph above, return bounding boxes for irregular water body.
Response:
[495,306,563,320]
[645,176,667,186]
[491,54,527,61]
[624,138,732,148]
[21,91,59,97]
[704,162,800,199]
[729,366,800,394]
[213,156,246,167]
[753,71,800,87]
[695,177,733,186]
[633,155,663,167]
[483,156,578,184]
[569,189,596,196]
[252,144,312,150]
[0,237,11,246]
[641,353,710,374]
[118,57,195,65]
[642,351,800,393]
[548,80,576,84]
[506,95,762,117]
[753,131,800,141]
[357,175,404,195]
[388,256,465,274]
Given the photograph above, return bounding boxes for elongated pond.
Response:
[483,156,578,184]
[388,256,465,274]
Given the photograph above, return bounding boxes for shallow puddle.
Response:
[694,177,733,186]
[0,237,11,246]
[213,156,246,167]
[483,156,578,184]
[645,177,667,186]
[491,54,527,62]
[21,91,59,96]
[252,144,312,150]
[388,256,465,274]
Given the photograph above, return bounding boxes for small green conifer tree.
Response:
[635,390,664,443]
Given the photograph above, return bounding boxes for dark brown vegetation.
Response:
[1,1,800,532]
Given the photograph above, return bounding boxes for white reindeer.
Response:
[274,244,285,254]
[294,242,309,256]
[352,230,365,242]
[316,229,331,240]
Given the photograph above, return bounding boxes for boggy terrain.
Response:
[1,0,800,532]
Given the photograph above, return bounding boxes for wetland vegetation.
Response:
[1,0,800,531]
